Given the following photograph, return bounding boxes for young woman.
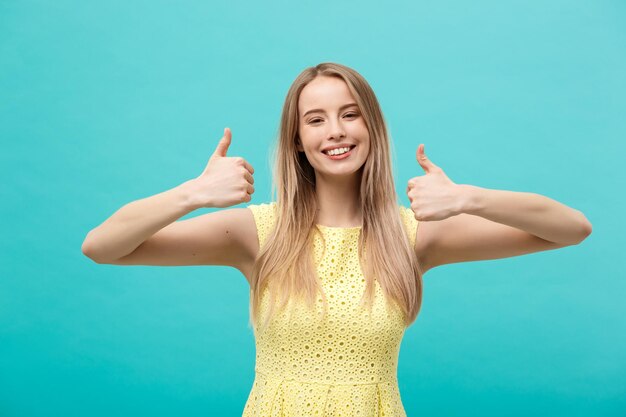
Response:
[82,62,592,416]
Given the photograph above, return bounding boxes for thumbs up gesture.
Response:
[192,127,255,208]
[406,144,464,221]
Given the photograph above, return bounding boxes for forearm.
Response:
[82,180,203,262]
[460,184,592,245]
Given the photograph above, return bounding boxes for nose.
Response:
[328,117,346,139]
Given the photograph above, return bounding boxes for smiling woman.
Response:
[81,61,592,417]
[241,63,423,417]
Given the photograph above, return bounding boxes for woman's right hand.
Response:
[190,127,255,209]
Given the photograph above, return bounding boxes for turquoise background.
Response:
[1,0,624,415]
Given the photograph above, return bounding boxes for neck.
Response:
[314,171,362,227]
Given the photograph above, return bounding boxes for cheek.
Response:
[301,134,324,153]
[361,137,371,154]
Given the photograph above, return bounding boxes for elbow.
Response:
[82,249,108,264]
[583,218,593,236]
[81,235,122,264]
[81,234,92,257]
[81,240,99,263]
[81,233,104,264]
[573,217,593,245]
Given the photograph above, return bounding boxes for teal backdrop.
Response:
[1,0,623,416]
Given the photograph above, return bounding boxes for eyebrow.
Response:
[302,102,359,119]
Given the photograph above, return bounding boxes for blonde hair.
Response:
[249,62,423,332]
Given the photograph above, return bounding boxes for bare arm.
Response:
[81,127,257,270]
[408,144,592,273]
[81,179,200,263]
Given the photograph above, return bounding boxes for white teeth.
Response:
[326,146,351,156]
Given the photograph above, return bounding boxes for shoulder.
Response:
[236,201,278,281]
[245,201,278,250]
[397,204,433,273]
[246,201,278,230]
[246,201,277,218]
[398,204,419,248]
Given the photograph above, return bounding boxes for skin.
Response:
[296,75,370,227]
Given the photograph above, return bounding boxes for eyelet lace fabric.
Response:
[243,202,419,417]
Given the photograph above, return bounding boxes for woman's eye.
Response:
[308,113,357,124]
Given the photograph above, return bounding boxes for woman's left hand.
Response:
[406,144,467,221]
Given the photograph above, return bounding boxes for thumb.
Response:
[416,144,437,173]
[213,127,232,158]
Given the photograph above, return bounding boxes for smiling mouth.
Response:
[322,145,356,155]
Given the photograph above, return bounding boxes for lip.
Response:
[323,145,356,160]
[321,144,356,154]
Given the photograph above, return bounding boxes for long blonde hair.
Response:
[249,62,423,332]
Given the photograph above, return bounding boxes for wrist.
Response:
[457,184,485,215]
[176,179,205,211]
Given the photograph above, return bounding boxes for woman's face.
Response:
[297,76,370,180]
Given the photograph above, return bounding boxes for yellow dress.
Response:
[243,202,419,417]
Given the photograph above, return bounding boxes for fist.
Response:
[192,127,255,208]
[406,144,464,221]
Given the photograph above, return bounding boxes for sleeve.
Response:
[399,205,419,249]
[246,201,278,252]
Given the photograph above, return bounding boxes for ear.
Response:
[296,135,304,152]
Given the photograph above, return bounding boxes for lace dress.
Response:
[242,202,419,417]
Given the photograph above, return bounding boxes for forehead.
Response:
[298,76,356,113]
